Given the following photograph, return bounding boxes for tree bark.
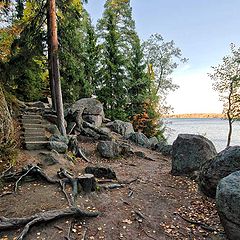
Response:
[47,2,56,111]
[48,0,66,136]
[226,82,234,147]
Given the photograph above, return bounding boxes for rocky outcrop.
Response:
[149,137,159,148]
[0,87,14,143]
[25,101,50,109]
[49,141,68,154]
[216,171,240,240]
[48,135,69,153]
[106,120,134,136]
[39,152,59,166]
[126,132,150,148]
[171,134,217,176]
[68,98,104,128]
[97,141,121,158]
[155,142,172,156]
[199,146,240,198]
[85,166,116,179]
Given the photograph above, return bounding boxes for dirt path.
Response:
[0,138,225,240]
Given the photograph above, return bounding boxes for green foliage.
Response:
[142,33,187,113]
[97,4,127,120]
[209,43,240,146]
[127,35,151,117]
[1,0,48,101]
[0,138,18,165]
[58,4,99,103]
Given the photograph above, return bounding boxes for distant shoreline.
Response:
[163,113,225,119]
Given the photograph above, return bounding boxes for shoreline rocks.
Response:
[171,134,217,176]
[199,146,240,198]
[216,171,240,239]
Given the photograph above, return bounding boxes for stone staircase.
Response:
[20,110,50,150]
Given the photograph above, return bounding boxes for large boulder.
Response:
[106,120,134,136]
[85,166,116,179]
[155,142,173,156]
[0,88,14,143]
[48,141,68,154]
[48,134,69,153]
[97,141,121,158]
[199,146,240,198]
[126,132,150,148]
[149,137,159,148]
[171,134,217,176]
[216,171,240,240]
[69,98,104,127]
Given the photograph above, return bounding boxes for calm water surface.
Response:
[164,118,240,152]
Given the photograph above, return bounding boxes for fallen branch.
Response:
[0,207,100,240]
[14,165,58,192]
[15,165,36,192]
[0,191,13,198]
[103,183,124,190]
[0,164,13,178]
[137,221,158,240]
[81,226,88,240]
[78,147,91,163]
[177,213,217,232]
[65,220,74,240]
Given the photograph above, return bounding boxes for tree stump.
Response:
[78,174,96,193]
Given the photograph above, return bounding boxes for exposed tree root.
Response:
[12,165,96,207]
[177,213,217,232]
[14,165,58,192]
[0,207,100,240]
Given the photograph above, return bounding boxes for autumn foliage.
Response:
[131,102,165,140]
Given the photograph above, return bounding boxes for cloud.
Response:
[167,69,223,114]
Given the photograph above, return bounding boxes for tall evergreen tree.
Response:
[97,7,127,120]
[58,4,99,103]
[97,0,140,120]
[127,34,151,117]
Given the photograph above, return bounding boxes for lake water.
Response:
[164,118,240,152]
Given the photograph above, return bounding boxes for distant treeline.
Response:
[164,113,225,119]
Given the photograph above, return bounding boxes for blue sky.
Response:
[85,0,240,113]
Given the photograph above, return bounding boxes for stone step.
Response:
[23,128,45,135]
[25,141,49,150]
[24,136,48,142]
[23,124,48,129]
[21,119,43,124]
[21,114,42,120]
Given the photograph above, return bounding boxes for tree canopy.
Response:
[0,0,186,139]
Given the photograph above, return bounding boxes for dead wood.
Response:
[103,183,124,190]
[0,207,100,240]
[177,213,217,232]
[65,220,74,240]
[14,165,58,192]
[0,164,13,178]
[78,147,91,163]
[0,191,13,198]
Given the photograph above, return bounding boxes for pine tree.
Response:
[97,5,127,120]
[97,0,139,120]
[58,4,99,103]
[127,34,151,116]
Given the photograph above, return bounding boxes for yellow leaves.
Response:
[70,0,83,12]
[22,1,38,23]
[108,0,129,9]
[122,219,132,224]
[0,24,22,62]
[147,63,155,80]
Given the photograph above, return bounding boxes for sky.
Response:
[85,0,240,114]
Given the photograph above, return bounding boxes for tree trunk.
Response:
[47,2,56,111]
[227,113,232,147]
[48,0,66,136]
